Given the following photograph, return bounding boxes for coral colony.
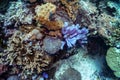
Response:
[62,22,88,48]
[0,0,120,80]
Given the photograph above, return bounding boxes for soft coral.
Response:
[61,22,88,48]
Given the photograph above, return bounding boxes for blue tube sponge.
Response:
[61,22,88,48]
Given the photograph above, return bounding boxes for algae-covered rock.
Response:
[106,47,120,77]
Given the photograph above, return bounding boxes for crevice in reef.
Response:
[87,36,109,56]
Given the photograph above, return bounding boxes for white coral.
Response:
[4,1,33,26]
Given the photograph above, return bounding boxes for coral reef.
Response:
[75,0,120,47]
[35,3,63,30]
[38,18,63,30]
[62,22,88,48]
[0,30,53,78]
[106,47,120,78]
[35,3,56,20]
[54,48,112,80]
[23,28,43,41]
[48,30,62,38]
[107,1,120,16]
[60,0,79,21]
[57,68,81,80]
[1,0,120,79]
[3,1,33,27]
[105,27,120,47]
[43,36,62,54]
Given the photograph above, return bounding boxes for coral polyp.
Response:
[0,0,120,80]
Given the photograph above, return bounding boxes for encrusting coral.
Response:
[38,17,63,30]
[35,3,63,30]
[60,0,79,21]
[35,3,56,20]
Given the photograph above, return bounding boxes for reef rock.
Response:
[54,48,112,80]
[56,67,81,80]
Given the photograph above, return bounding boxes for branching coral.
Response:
[0,29,53,77]
[62,22,88,48]
[3,1,33,26]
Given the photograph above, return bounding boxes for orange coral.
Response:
[38,17,63,30]
[35,3,63,30]
[48,30,62,37]
[35,3,56,20]
[60,0,79,21]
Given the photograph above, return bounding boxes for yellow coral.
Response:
[35,3,56,20]
[39,17,63,30]
[1,30,53,75]
[35,3,63,30]
[60,0,79,21]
